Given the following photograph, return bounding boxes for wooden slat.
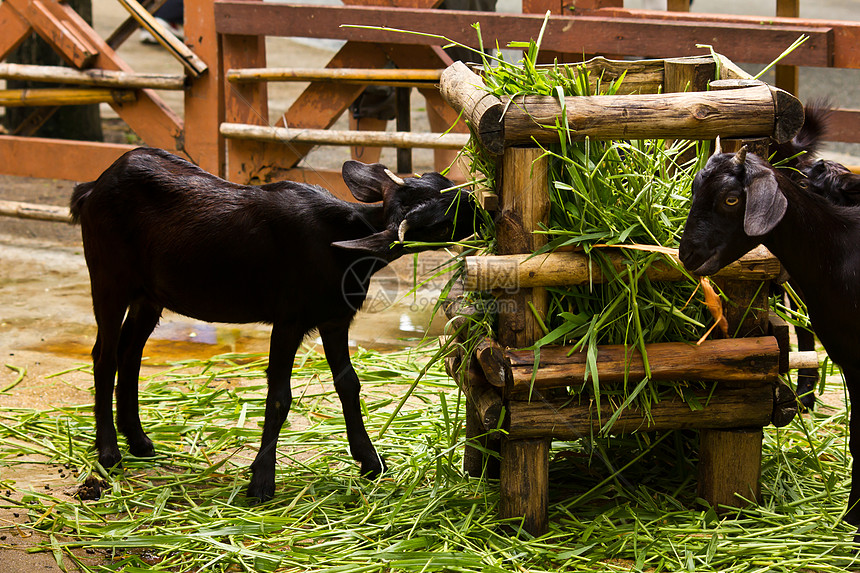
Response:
[0,2,32,62]
[4,0,99,69]
[0,136,135,181]
[585,8,857,68]
[212,3,833,68]
[185,0,228,174]
[823,109,860,145]
[104,0,168,50]
[507,381,773,440]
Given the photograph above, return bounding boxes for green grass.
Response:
[0,347,858,572]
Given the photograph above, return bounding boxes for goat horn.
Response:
[398,220,409,243]
[385,169,406,186]
[714,136,722,155]
[732,146,748,165]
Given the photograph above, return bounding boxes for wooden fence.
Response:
[0,0,859,200]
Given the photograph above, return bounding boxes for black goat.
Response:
[768,102,860,410]
[678,142,860,531]
[70,147,475,501]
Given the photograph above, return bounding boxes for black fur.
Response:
[679,149,860,533]
[70,147,475,501]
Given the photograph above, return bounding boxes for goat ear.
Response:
[743,165,787,237]
[331,229,401,258]
[342,161,398,203]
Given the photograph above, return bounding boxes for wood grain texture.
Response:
[507,382,773,439]
[698,428,763,508]
[464,245,782,291]
[507,337,780,393]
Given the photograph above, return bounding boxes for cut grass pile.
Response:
[0,346,858,572]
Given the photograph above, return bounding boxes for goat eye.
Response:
[725,196,740,206]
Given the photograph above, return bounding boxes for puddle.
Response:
[27,257,453,365]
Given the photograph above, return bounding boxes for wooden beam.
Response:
[4,0,99,68]
[186,0,226,174]
[5,0,186,155]
[105,0,168,50]
[213,2,833,68]
[0,63,186,89]
[0,2,32,62]
[0,136,135,181]
[822,109,860,144]
[583,8,856,68]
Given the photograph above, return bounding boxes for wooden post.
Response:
[774,0,799,95]
[496,146,552,536]
[500,438,549,533]
[185,0,224,174]
[663,57,766,511]
[395,86,412,174]
[698,428,762,508]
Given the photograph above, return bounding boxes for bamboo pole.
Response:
[115,0,207,76]
[463,245,781,291]
[0,200,70,222]
[0,88,136,107]
[227,67,443,88]
[104,0,167,49]
[0,63,186,90]
[219,123,469,149]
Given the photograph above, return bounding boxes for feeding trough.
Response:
[439,54,811,535]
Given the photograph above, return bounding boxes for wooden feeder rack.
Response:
[439,54,809,536]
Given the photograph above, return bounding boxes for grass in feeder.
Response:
[1,349,858,572]
[451,40,791,426]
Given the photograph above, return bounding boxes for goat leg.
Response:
[247,323,303,502]
[92,325,123,470]
[320,323,387,479]
[844,366,860,532]
[115,302,161,458]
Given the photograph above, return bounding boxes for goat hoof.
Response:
[246,481,275,504]
[98,450,123,472]
[246,470,275,503]
[360,456,387,480]
[128,439,156,458]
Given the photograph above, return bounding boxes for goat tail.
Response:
[793,99,833,158]
[769,99,832,167]
[69,181,95,225]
